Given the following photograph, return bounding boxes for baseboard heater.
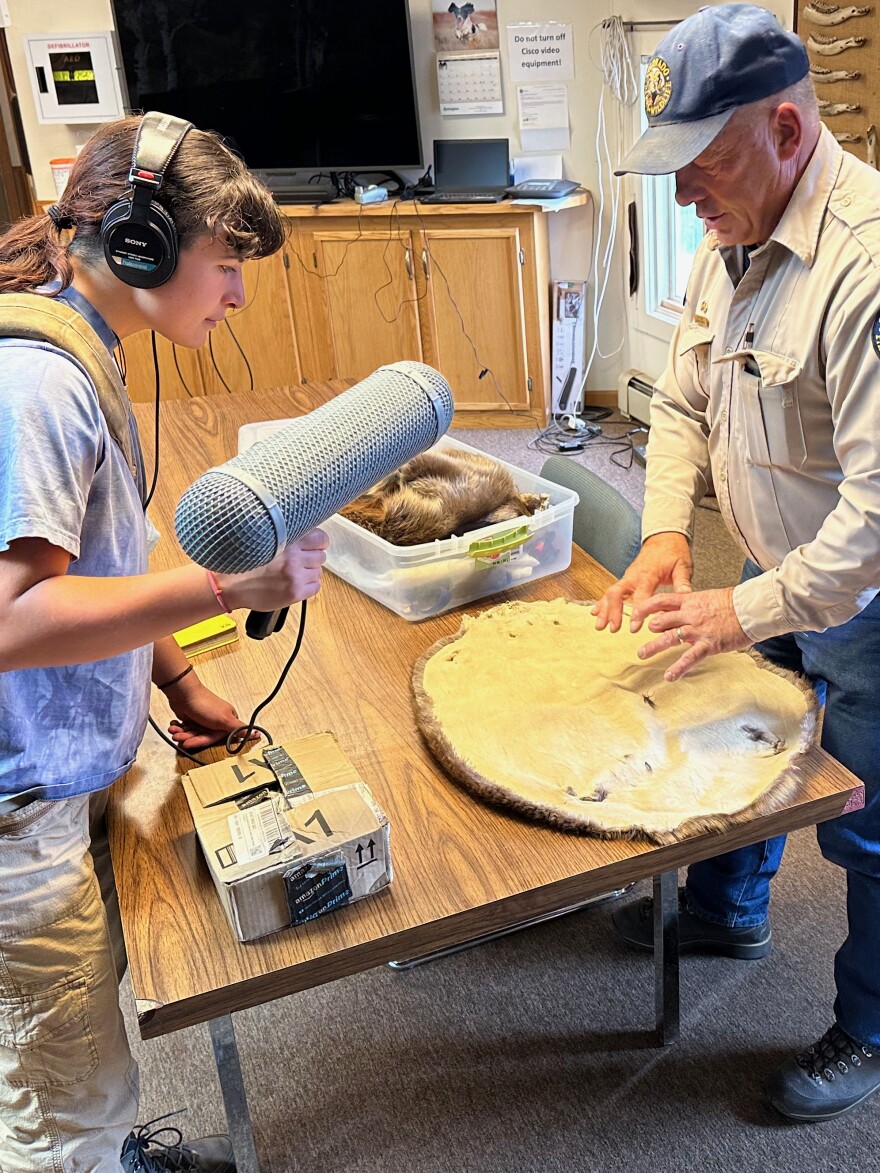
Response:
[617,368,655,425]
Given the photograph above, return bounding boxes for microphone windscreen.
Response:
[175,360,454,573]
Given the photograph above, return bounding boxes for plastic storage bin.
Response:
[321,436,577,619]
[237,427,578,621]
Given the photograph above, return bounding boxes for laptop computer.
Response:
[420,138,510,204]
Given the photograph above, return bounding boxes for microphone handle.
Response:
[246,607,290,640]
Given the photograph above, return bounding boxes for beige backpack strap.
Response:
[0,293,137,477]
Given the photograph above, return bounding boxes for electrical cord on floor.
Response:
[528,417,642,467]
[578,406,613,423]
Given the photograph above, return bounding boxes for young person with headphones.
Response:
[0,112,328,1172]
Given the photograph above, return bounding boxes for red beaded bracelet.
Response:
[205,568,233,614]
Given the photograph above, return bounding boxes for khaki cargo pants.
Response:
[0,791,138,1171]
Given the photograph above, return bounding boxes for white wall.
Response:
[7,0,794,391]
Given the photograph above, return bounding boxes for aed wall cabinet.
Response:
[25,32,125,123]
[121,195,589,429]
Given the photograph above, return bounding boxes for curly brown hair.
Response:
[0,115,288,294]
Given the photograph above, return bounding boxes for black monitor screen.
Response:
[111,0,423,172]
[433,139,510,189]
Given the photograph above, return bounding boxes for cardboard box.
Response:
[551,281,587,417]
[181,733,392,942]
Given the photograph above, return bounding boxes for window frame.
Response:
[628,48,704,344]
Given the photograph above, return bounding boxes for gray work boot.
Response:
[120,1114,235,1172]
[611,887,772,960]
[765,1023,880,1121]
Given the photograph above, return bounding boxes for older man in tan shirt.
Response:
[602,4,880,1122]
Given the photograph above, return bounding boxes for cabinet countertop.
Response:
[279,193,589,217]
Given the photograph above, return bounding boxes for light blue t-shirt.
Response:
[0,287,152,800]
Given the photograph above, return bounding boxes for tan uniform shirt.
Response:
[644,126,880,644]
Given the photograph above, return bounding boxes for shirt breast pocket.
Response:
[737,351,806,470]
[676,323,716,423]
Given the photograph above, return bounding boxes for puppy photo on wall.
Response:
[432,0,499,52]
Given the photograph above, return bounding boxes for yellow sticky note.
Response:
[173,614,238,656]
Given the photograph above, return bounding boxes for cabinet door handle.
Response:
[422,248,429,279]
[404,248,413,280]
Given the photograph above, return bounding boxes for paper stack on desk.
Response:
[181,732,392,942]
[173,614,238,656]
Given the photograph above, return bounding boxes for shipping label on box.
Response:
[181,733,392,942]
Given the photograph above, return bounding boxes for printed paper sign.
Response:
[517,84,569,131]
[507,23,574,82]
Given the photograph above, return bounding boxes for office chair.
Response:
[389,460,643,970]
[539,457,642,580]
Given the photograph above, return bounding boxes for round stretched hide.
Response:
[413,599,818,844]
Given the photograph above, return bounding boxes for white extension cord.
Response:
[578,16,638,403]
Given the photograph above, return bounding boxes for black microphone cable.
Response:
[207,332,235,394]
[226,600,308,753]
[147,601,308,764]
[139,318,299,764]
[223,317,255,391]
[143,331,161,509]
[171,344,197,397]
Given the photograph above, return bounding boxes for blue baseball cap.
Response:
[615,4,809,176]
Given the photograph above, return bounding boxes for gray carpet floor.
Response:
[123,422,877,1169]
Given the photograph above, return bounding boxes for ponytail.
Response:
[0,207,76,295]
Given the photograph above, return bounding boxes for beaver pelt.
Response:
[340,449,547,545]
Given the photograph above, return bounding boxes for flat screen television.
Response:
[111,0,423,174]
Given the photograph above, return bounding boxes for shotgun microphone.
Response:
[174,361,454,637]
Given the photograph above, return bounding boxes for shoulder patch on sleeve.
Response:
[872,313,880,359]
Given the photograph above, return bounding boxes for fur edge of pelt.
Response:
[411,600,820,846]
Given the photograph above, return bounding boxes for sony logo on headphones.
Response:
[124,237,148,247]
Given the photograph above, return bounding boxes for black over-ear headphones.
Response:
[100,111,194,289]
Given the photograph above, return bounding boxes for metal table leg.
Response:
[388,886,634,970]
[208,1014,263,1173]
[653,871,680,1046]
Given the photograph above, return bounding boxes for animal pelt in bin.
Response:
[340,448,547,546]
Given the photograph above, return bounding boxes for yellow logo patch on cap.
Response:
[644,57,672,118]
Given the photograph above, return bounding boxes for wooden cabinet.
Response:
[286,198,588,427]
[123,196,588,427]
[418,224,530,413]
[122,251,300,402]
[307,225,426,379]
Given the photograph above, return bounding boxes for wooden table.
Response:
[111,386,863,1172]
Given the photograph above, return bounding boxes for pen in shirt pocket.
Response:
[743,322,760,377]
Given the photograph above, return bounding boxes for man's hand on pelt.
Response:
[630,586,752,682]
[593,532,694,632]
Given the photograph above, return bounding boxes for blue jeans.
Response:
[686,561,880,1046]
